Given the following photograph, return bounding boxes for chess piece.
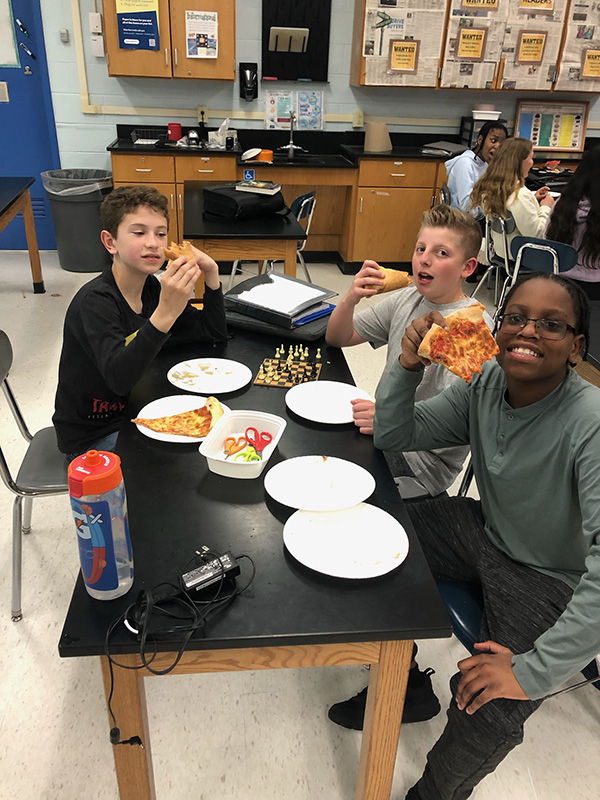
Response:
[304,346,309,359]
[316,348,321,360]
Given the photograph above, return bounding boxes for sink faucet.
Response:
[278,111,305,159]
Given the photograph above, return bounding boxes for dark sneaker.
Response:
[328,667,440,731]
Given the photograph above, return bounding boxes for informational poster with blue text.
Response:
[117,0,160,51]
[296,91,324,130]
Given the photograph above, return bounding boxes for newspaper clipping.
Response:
[554,0,600,91]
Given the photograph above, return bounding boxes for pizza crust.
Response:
[163,240,195,262]
[366,267,413,294]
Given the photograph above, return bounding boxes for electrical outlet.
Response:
[352,110,365,128]
[197,105,209,124]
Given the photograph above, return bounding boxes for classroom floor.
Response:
[0,251,598,800]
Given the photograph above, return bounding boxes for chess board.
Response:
[254,358,322,388]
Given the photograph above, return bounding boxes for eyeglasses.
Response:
[498,313,577,341]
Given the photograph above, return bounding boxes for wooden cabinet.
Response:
[110,152,237,243]
[344,159,438,263]
[102,0,235,80]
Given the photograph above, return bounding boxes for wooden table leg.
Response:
[355,639,414,800]
[100,655,156,800]
[283,239,297,278]
[20,190,45,293]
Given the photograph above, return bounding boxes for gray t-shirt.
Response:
[354,285,493,496]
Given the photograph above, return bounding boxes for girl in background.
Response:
[546,147,600,300]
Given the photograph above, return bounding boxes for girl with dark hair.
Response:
[445,121,508,214]
[471,137,554,260]
[372,272,599,800]
[545,147,600,300]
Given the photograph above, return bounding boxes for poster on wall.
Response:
[296,91,324,130]
[362,0,446,86]
[185,10,218,58]
[554,0,600,91]
[265,89,293,129]
[515,100,588,151]
[116,0,160,51]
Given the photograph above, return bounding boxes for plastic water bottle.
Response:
[68,450,134,600]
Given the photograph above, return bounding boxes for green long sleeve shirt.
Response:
[374,359,600,699]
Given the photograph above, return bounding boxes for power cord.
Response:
[104,548,255,747]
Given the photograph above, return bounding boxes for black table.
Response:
[59,330,450,800]
[0,177,45,293]
[183,181,307,294]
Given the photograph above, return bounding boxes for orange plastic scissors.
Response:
[223,435,247,457]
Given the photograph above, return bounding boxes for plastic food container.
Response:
[199,410,287,479]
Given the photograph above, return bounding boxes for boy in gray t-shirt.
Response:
[326,204,492,498]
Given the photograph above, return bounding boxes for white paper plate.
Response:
[133,395,230,443]
[167,358,252,394]
[285,381,374,424]
[264,455,376,511]
[242,147,262,161]
[283,503,409,579]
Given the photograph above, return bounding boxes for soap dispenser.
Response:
[239,62,258,102]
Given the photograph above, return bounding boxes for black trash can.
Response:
[41,169,113,272]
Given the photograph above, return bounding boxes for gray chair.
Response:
[471,213,517,306]
[0,330,68,621]
[227,191,316,289]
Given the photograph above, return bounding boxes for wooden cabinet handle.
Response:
[165,48,169,66]
[359,197,363,213]
[197,169,214,173]
[376,191,390,196]
[170,194,174,209]
[394,162,403,166]
[174,48,178,67]
[390,173,406,177]
[135,168,152,172]
[178,194,182,211]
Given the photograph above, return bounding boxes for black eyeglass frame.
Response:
[497,314,577,340]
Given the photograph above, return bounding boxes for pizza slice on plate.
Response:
[417,303,499,384]
[132,396,223,438]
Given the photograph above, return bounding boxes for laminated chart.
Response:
[515,100,588,151]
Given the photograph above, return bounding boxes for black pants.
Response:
[407,497,573,800]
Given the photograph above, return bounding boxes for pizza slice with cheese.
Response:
[132,396,223,438]
[417,303,499,384]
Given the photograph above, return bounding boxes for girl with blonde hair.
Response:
[471,137,554,259]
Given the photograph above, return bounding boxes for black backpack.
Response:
[202,184,290,221]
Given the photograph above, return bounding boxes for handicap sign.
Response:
[243,169,255,181]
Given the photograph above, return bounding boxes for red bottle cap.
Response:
[68,450,123,498]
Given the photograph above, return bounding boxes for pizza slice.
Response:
[132,397,224,438]
[163,240,195,262]
[417,303,499,384]
[366,267,413,294]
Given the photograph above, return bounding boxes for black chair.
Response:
[227,191,316,290]
[0,330,69,621]
[436,578,600,691]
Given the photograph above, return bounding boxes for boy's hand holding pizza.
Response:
[401,305,499,383]
[400,310,449,372]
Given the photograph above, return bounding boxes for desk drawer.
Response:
[358,159,436,188]
[176,156,237,182]
[111,154,175,183]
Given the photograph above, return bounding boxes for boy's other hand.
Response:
[190,244,220,290]
[456,641,528,713]
[347,260,384,303]
[400,310,448,372]
[351,398,375,435]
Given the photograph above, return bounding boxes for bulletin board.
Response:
[514,100,589,152]
[554,0,600,92]
[498,0,568,91]
[361,0,447,87]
